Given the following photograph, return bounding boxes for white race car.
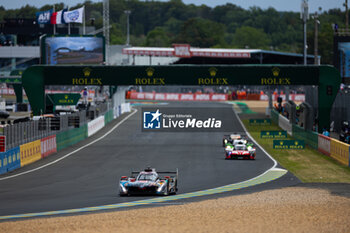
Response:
[225,143,256,160]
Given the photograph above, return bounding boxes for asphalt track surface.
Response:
[0,102,299,217]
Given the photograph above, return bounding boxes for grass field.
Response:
[242,119,350,183]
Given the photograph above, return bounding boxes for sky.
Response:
[0,0,345,13]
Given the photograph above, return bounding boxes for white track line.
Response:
[231,104,278,169]
[0,109,138,181]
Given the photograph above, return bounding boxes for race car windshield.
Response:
[137,173,158,181]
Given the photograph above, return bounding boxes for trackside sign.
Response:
[273,140,305,149]
[249,119,271,126]
[261,131,287,138]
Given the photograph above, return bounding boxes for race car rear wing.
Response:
[130,168,178,179]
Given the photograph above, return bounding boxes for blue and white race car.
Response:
[119,167,178,196]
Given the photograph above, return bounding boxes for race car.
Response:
[222,133,241,146]
[119,167,178,196]
[225,143,256,160]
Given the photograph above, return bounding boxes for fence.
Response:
[1,102,109,150]
[0,85,132,175]
[305,86,350,134]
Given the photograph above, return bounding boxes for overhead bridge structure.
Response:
[22,65,340,132]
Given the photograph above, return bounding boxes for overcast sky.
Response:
[0,0,344,13]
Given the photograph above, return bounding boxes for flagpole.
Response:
[68,6,71,35]
[83,6,86,35]
[53,5,56,35]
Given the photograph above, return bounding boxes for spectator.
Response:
[322,127,330,137]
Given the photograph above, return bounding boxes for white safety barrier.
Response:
[88,116,105,137]
[121,103,131,114]
[318,134,331,156]
[278,114,292,135]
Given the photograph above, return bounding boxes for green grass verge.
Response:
[242,119,350,183]
[226,101,256,114]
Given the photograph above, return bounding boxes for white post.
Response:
[68,7,71,35]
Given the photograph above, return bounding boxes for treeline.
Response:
[0,0,346,64]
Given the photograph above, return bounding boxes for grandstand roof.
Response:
[122,44,315,60]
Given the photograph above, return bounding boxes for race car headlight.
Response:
[157,183,166,192]
[224,139,227,143]
[120,183,127,192]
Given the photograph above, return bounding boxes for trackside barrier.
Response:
[20,140,41,167]
[121,103,131,114]
[292,124,318,149]
[271,109,279,125]
[278,114,292,135]
[56,125,87,151]
[41,135,57,158]
[0,147,20,174]
[330,139,350,166]
[271,111,350,166]
[87,116,105,137]
[129,92,228,101]
[318,134,331,156]
[260,94,305,101]
[104,109,114,125]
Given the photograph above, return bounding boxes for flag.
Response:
[51,9,66,24]
[63,6,84,24]
[36,9,53,24]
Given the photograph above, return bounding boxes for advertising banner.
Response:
[330,138,350,166]
[36,9,53,24]
[88,116,105,137]
[249,119,271,126]
[129,92,228,102]
[5,147,21,172]
[0,152,5,175]
[273,140,305,149]
[41,135,57,158]
[56,125,87,151]
[260,94,305,102]
[0,135,5,152]
[261,131,287,138]
[318,134,331,156]
[0,147,20,174]
[46,93,81,106]
[20,140,42,167]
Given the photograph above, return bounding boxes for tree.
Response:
[145,27,170,47]
[232,26,271,49]
[175,18,226,47]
